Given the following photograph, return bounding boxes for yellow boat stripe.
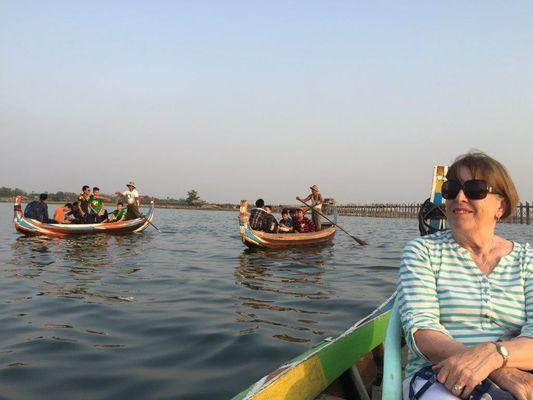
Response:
[252,355,327,400]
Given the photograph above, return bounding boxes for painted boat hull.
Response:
[232,293,396,400]
[239,200,337,249]
[13,196,155,237]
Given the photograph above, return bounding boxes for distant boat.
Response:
[239,200,336,249]
[13,196,155,237]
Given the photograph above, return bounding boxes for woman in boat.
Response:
[398,152,533,400]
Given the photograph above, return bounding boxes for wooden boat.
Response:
[233,167,449,399]
[239,200,337,249]
[13,196,155,237]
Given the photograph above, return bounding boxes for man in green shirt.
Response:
[106,202,127,223]
[88,187,111,223]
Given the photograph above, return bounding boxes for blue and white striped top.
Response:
[398,230,533,378]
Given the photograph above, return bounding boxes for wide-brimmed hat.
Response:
[126,181,136,188]
[310,185,319,191]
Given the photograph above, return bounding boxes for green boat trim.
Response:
[232,292,396,400]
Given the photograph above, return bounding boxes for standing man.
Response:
[116,181,141,220]
[296,185,323,231]
[88,187,111,223]
[77,185,91,223]
[24,193,55,223]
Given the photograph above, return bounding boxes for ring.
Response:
[452,384,463,393]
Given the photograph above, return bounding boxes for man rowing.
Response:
[116,181,141,220]
[296,184,323,231]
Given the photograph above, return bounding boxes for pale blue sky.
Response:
[1,1,532,203]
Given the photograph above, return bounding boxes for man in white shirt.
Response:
[115,181,141,220]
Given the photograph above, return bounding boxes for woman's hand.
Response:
[432,342,503,399]
[490,368,533,400]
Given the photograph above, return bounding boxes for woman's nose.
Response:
[455,189,468,202]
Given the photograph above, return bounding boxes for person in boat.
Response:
[278,208,294,233]
[249,199,267,230]
[116,181,141,220]
[398,152,533,400]
[289,208,298,223]
[77,185,91,223]
[296,184,323,231]
[24,193,55,223]
[293,208,316,233]
[263,205,278,233]
[88,187,111,223]
[66,201,84,223]
[105,202,127,223]
[53,203,74,224]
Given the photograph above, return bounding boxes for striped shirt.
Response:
[398,230,533,378]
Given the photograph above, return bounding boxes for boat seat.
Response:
[381,297,402,400]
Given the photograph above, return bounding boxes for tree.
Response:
[186,190,200,205]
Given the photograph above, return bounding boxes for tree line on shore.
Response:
[0,186,233,208]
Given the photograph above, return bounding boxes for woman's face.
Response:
[445,166,505,234]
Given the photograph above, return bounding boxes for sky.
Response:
[1,1,532,204]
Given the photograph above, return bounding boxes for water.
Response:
[1,203,532,399]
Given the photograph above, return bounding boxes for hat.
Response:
[298,207,307,213]
[310,185,319,191]
[126,181,136,188]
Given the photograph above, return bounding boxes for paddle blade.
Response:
[352,236,368,246]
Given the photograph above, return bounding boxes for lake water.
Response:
[1,202,532,399]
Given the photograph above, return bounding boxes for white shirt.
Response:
[122,189,139,205]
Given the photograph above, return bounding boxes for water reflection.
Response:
[9,233,154,303]
[234,245,334,343]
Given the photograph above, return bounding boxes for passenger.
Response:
[77,185,91,223]
[66,201,84,223]
[106,202,127,223]
[293,208,316,233]
[289,208,298,223]
[398,152,533,400]
[24,193,55,223]
[54,203,73,224]
[115,181,141,220]
[263,205,278,233]
[297,185,323,231]
[278,208,294,233]
[88,187,110,223]
[249,198,268,230]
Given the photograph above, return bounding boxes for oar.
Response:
[128,204,160,232]
[297,199,368,246]
[141,215,160,232]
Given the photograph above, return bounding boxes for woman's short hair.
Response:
[446,151,519,219]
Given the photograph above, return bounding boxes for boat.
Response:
[239,200,337,249]
[232,167,449,399]
[13,195,156,237]
[232,293,397,400]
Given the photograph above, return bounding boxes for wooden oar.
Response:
[128,204,160,231]
[141,215,160,232]
[297,199,368,246]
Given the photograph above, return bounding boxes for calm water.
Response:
[1,203,532,399]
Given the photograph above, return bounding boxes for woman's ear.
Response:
[496,198,507,221]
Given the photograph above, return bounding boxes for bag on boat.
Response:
[408,366,516,400]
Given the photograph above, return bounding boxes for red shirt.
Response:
[294,216,316,233]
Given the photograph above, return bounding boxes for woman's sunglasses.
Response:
[442,179,502,200]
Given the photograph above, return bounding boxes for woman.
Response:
[398,152,533,400]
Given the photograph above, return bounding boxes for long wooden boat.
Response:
[239,200,337,249]
[13,195,155,237]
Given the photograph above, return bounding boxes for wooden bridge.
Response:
[333,202,532,224]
